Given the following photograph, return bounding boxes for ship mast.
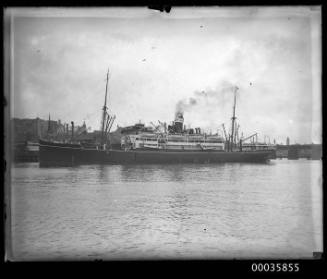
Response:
[47,113,51,133]
[230,86,238,151]
[101,69,110,146]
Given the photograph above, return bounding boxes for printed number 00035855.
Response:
[251,263,299,272]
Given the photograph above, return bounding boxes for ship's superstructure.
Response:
[120,110,225,152]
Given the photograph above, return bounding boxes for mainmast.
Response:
[47,113,51,133]
[101,69,110,146]
[230,86,238,151]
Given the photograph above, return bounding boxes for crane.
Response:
[107,115,116,133]
[221,123,228,142]
[242,133,258,143]
[150,121,161,132]
[158,120,167,133]
[235,123,240,143]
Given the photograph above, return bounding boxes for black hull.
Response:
[39,140,272,166]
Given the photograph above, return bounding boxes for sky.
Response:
[7,7,321,144]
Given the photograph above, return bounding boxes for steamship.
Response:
[39,71,275,166]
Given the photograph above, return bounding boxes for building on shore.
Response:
[11,117,88,162]
[11,117,89,143]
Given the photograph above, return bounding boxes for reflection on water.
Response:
[10,160,322,260]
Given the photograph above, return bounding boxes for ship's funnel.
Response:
[174,111,184,123]
[174,112,184,133]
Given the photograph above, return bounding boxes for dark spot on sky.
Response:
[142,59,146,62]
[250,82,252,86]
[200,25,203,28]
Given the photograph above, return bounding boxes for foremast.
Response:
[100,69,116,148]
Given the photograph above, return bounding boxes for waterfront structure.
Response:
[275,144,322,160]
[12,117,91,162]
[12,117,88,143]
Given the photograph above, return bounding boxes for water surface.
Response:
[9,159,322,260]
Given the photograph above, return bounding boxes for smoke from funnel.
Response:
[175,82,239,117]
[175,97,198,117]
